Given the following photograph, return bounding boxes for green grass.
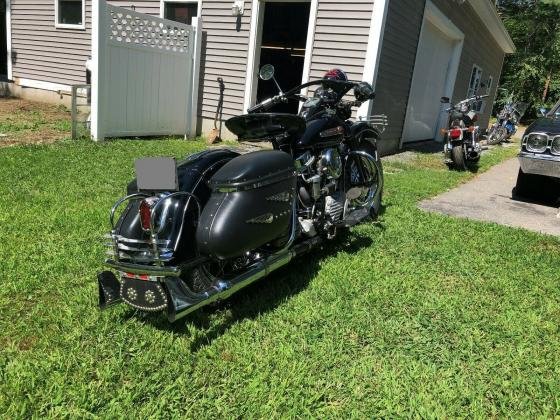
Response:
[1,140,559,417]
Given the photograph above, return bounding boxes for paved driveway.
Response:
[419,158,560,236]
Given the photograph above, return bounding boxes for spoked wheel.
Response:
[487,126,506,145]
[451,145,467,171]
[348,130,384,219]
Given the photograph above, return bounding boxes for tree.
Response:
[495,0,560,118]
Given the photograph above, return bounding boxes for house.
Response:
[2,0,514,154]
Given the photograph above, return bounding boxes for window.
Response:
[163,1,198,25]
[55,0,85,29]
[467,64,483,98]
[467,64,483,112]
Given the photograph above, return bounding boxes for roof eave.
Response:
[468,0,516,53]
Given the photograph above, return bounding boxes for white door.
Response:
[402,21,455,143]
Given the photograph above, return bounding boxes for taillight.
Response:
[449,128,462,139]
[139,198,158,231]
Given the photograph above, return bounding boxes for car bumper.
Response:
[518,152,560,178]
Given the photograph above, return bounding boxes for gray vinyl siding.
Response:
[10,0,160,86]
[308,0,373,84]
[10,0,93,86]
[198,0,252,120]
[371,0,506,154]
[9,0,247,120]
[431,0,505,130]
[371,0,425,156]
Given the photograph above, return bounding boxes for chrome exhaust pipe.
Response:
[165,236,322,322]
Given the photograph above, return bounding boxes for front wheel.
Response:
[451,144,467,171]
[487,126,506,145]
[352,130,384,219]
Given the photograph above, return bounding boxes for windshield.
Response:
[548,98,560,117]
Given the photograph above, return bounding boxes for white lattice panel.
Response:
[107,5,191,53]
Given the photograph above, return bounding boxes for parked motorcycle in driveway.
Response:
[487,100,528,145]
[441,94,488,170]
[98,65,385,322]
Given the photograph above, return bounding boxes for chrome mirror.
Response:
[259,64,275,81]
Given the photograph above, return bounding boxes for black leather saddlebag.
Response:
[196,150,296,259]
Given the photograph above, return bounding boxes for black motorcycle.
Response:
[441,94,488,170]
[98,65,385,322]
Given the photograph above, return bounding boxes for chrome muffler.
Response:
[98,235,322,322]
[165,236,321,322]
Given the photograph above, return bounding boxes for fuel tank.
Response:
[196,150,297,260]
[296,115,346,149]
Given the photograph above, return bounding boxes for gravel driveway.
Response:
[419,158,560,236]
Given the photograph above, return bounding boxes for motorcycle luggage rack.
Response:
[107,191,201,267]
[358,114,388,133]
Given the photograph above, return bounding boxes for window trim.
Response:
[467,64,484,112]
[467,64,483,98]
[486,75,493,95]
[160,0,201,23]
[54,0,86,30]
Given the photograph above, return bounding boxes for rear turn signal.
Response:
[139,198,158,231]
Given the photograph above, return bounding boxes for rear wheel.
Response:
[451,144,467,171]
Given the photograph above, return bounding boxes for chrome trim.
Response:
[211,168,297,192]
[343,150,383,212]
[103,234,170,246]
[109,193,148,230]
[518,151,560,178]
[148,191,201,266]
[105,259,183,277]
[164,235,322,322]
[358,114,388,133]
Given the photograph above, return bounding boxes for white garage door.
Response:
[402,21,455,143]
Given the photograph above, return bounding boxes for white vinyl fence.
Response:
[91,0,201,140]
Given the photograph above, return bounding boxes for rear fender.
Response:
[115,149,240,262]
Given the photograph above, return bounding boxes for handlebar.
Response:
[247,79,361,114]
[445,94,490,113]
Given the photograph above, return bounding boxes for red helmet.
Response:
[323,68,348,82]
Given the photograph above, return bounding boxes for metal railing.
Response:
[71,84,91,139]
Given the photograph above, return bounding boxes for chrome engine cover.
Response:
[325,192,345,221]
[319,148,342,179]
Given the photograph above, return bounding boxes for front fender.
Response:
[348,122,382,146]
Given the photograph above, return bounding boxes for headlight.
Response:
[526,134,548,153]
[552,136,560,155]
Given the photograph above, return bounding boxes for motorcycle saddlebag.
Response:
[196,150,296,260]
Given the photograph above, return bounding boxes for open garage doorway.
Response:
[256,1,310,114]
[0,0,7,78]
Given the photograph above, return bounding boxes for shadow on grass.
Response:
[126,230,376,351]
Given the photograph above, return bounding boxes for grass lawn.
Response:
[0,139,559,417]
[0,99,72,147]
